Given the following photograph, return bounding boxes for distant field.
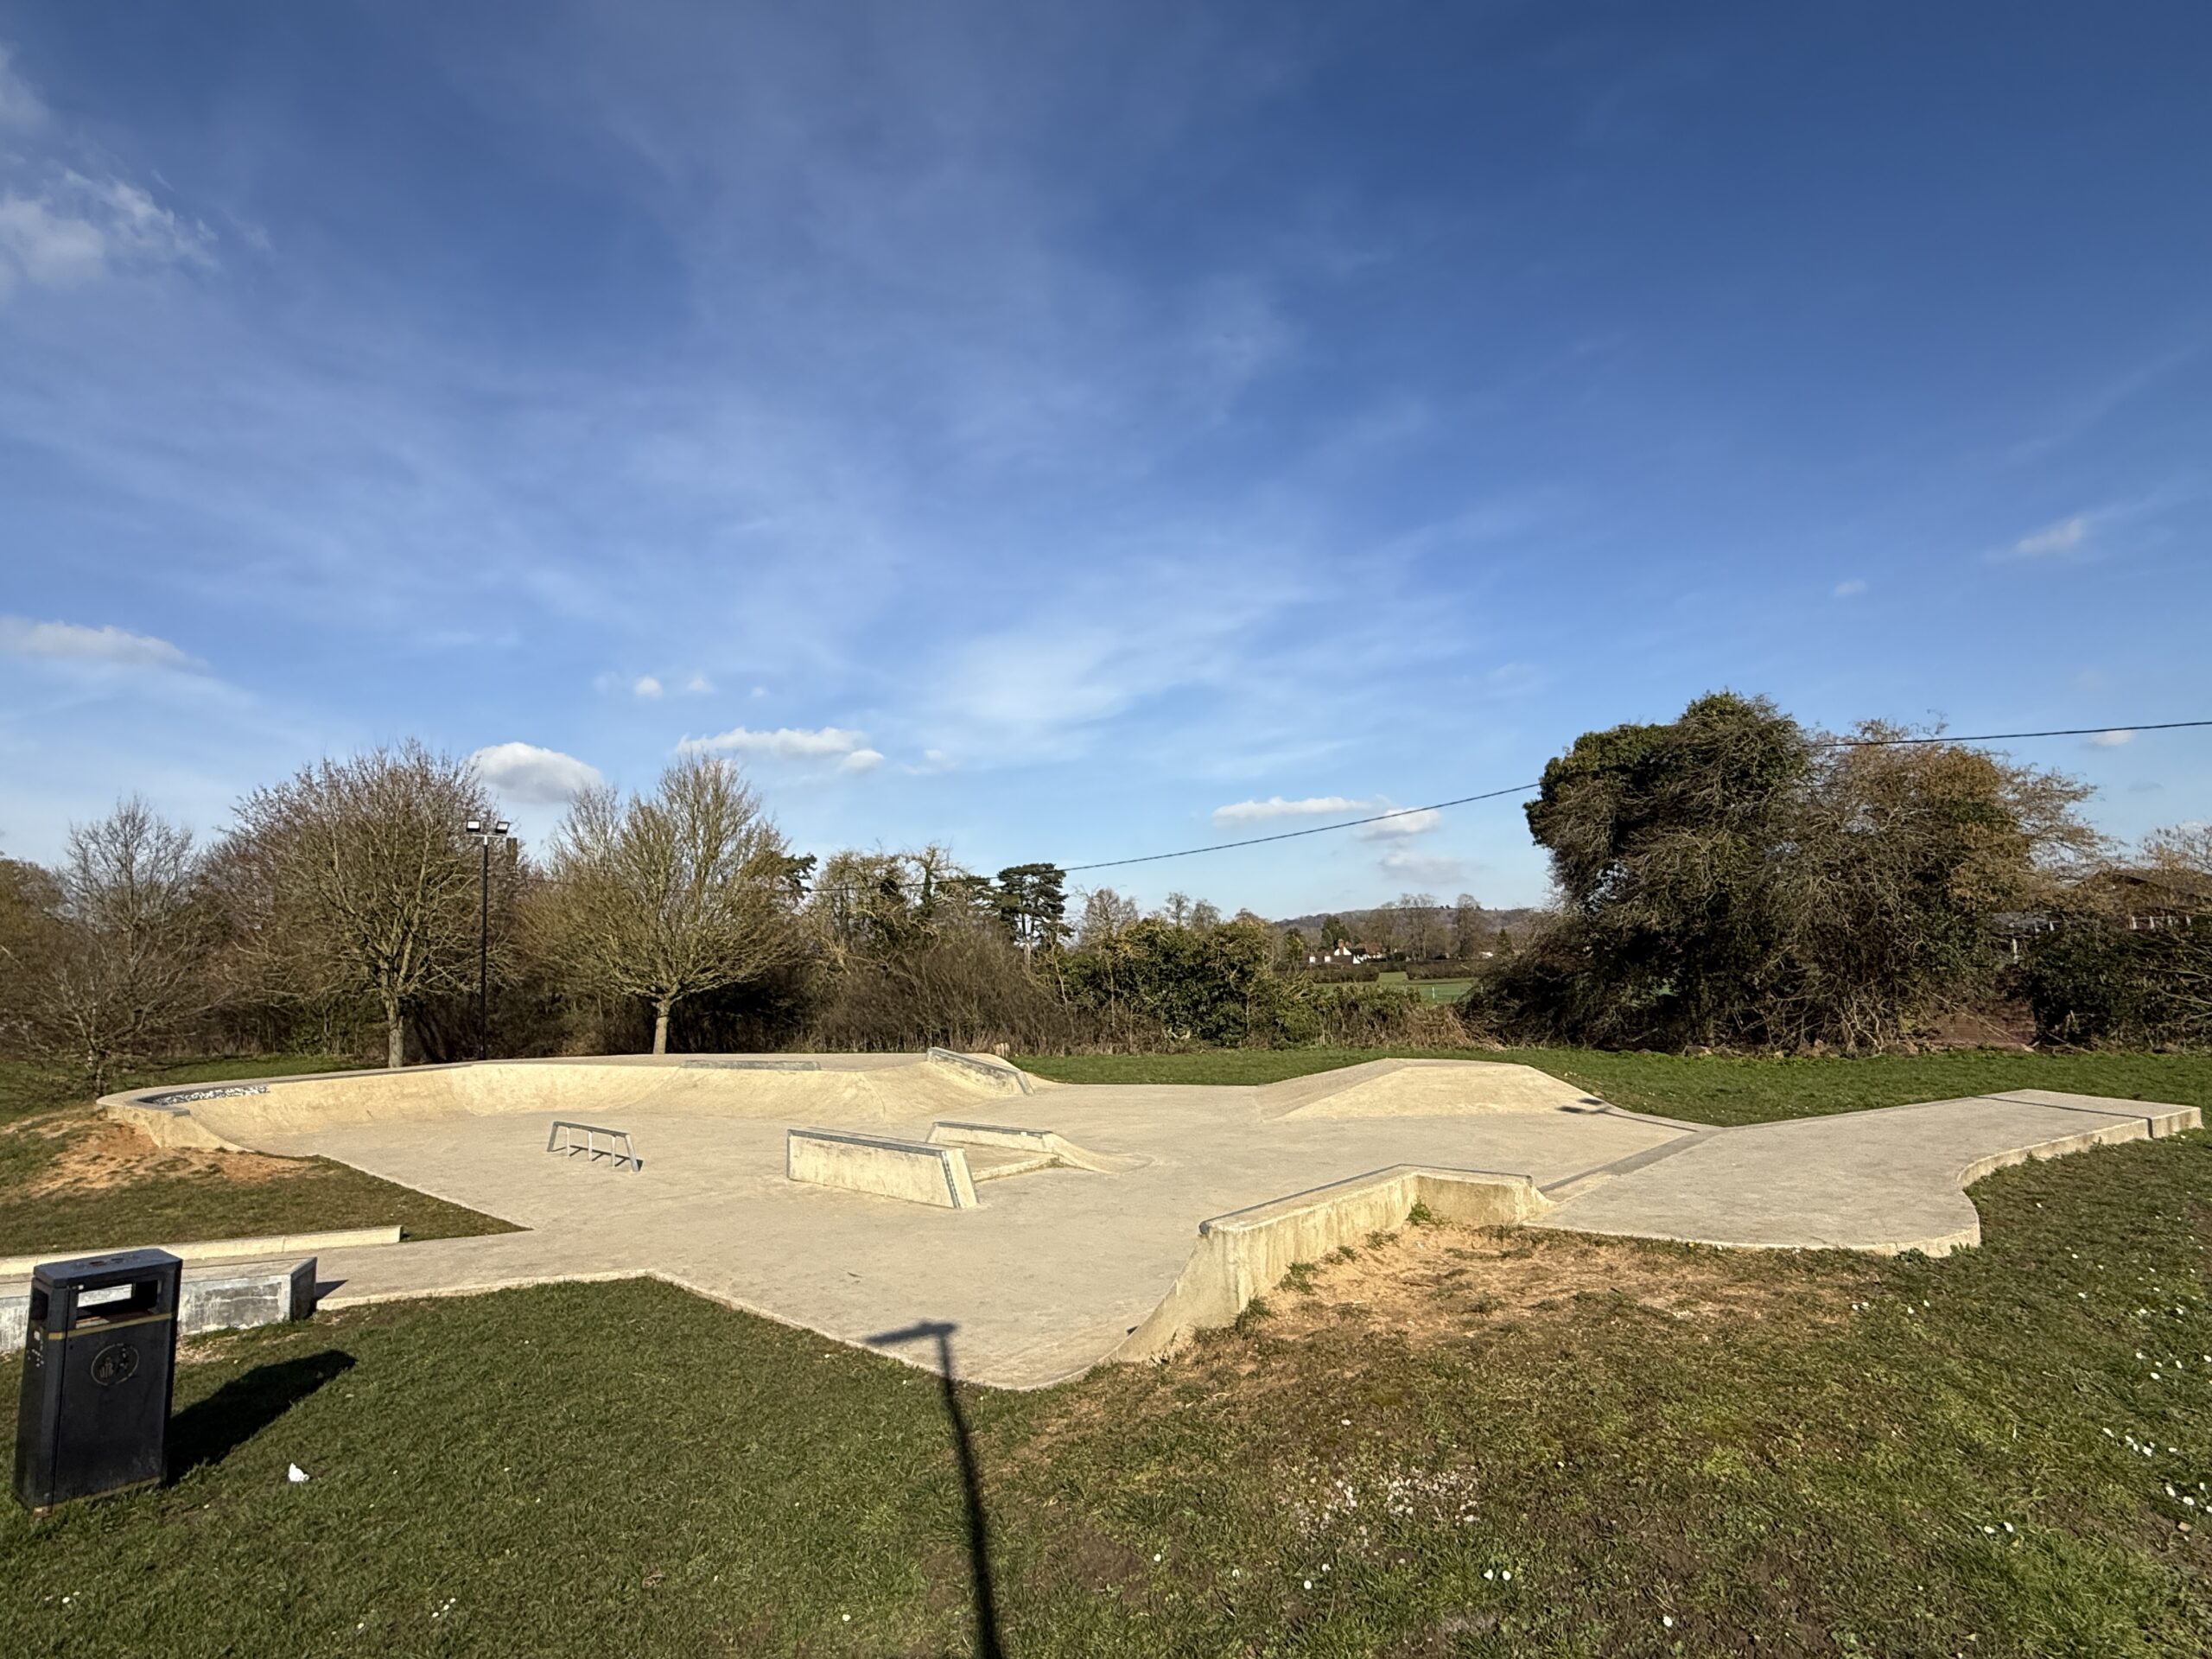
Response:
[1337,970,1474,1001]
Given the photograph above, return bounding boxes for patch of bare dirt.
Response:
[10,1114,310,1197]
[1250,1221,1870,1348]
[1915,1003,2035,1050]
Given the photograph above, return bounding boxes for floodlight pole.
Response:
[463,818,512,1062]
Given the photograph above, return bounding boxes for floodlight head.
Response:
[465,818,483,833]
[495,820,511,836]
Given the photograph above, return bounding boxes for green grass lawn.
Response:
[1018,1046,2212,1126]
[0,1058,513,1257]
[2,1125,2206,1656]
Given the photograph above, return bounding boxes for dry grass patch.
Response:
[1255,1220,1874,1350]
[11,1115,308,1197]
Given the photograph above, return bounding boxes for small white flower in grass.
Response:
[1303,1580,1313,1591]
[287,1464,310,1484]
[1153,1554,1161,1563]
[842,1614,850,1624]
[1662,1615,1675,1629]
[2002,1522,2014,1534]
[1483,1570,1493,1580]
[1341,1418,1351,1427]
[1501,1569,1512,1581]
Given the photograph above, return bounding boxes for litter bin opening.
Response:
[69,1280,166,1326]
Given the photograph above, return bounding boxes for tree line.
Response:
[1,694,2202,1086]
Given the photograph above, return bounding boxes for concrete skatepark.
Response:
[98,1053,2201,1389]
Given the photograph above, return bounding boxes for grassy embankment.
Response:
[0,1057,512,1257]
[0,1050,2206,1654]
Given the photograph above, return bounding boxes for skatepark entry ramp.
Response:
[926,1122,1147,1176]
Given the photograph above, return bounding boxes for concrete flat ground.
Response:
[105,1057,2201,1388]
[261,1067,1681,1388]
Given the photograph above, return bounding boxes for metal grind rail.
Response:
[545,1120,642,1172]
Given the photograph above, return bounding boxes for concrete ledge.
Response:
[925,1048,1034,1096]
[1,1256,319,1354]
[0,1225,398,1279]
[786,1128,979,1209]
[1110,1165,1550,1363]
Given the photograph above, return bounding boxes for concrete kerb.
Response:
[0,1225,399,1279]
[787,1128,980,1209]
[1109,1165,1552,1363]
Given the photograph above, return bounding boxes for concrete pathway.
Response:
[1535,1090,2199,1255]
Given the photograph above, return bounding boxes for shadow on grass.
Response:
[867,1319,1004,1659]
[168,1350,356,1478]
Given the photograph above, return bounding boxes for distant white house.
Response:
[1306,940,1387,966]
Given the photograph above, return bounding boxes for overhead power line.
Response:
[1060,717,2212,874]
[1064,785,1540,873]
[1817,719,2212,748]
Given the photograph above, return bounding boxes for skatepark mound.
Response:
[101,1051,1038,1155]
[1258,1058,1609,1120]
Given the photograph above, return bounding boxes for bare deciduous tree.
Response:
[226,744,498,1068]
[543,756,799,1054]
[14,799,213,1090]
[1451,893,1490,960]
[1073,886,1141,949]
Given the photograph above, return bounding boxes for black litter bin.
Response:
[14,1248,183,1514]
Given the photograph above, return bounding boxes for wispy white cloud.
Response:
[1211,794,1374,826]
[0,43,46,132]
[2087,729,2133,748]
[1375,847,1466,887]
[470,741,604,804]
[682,673,712,695]
[1833,577,1867,598]
[0,615,197,671]
[0,171,215,301]
[677,723,875,766]
[632,675,664,698]
[1999,515,2089,561]
[1357,807,1442,841]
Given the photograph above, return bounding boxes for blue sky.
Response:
[2,3,2206,914]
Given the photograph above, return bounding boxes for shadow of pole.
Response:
[867,1319,1007,1659]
